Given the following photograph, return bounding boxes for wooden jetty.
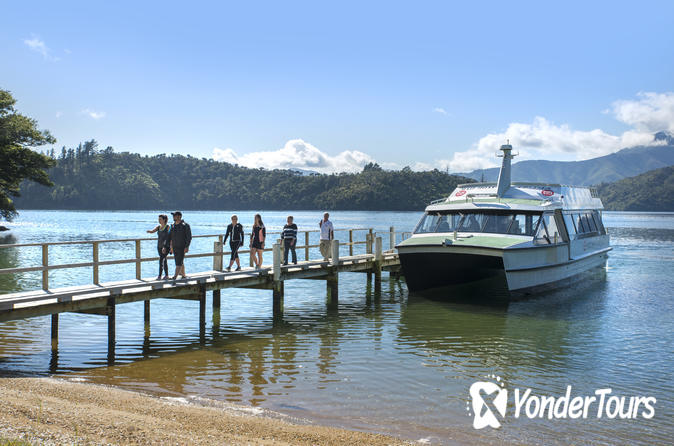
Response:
[0,227,408,362]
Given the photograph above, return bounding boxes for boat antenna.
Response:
[496,141,516,197]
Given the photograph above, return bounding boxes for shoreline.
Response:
[0,377,407,445]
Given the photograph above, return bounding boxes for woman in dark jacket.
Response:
[147,214,170,280]
[250,214,266,269]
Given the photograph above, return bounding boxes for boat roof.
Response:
[426,182,604,212]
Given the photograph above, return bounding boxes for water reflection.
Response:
[0,211,672,444]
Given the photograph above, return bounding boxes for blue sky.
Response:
[2,0,674,172]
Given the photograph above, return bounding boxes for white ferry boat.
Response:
[396,144,611,295]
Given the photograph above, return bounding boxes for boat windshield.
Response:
[414,211,542,236]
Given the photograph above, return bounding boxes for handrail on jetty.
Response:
[0,227,412,291]
[0,226,411,365]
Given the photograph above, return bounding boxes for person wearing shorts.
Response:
[319,212,334,261]
[249,214,266,269]
[169,211,192,279]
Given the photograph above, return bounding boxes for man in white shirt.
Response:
[319,212,334,261]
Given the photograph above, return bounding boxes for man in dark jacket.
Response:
[169,211,192,279]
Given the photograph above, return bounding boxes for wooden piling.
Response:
[349,230,353,256]
[135,240,141,280]
[326,272,338,306]
[106,297,115,364]
[374,237,383,290]
[199,287,206,329]
[331,240,340,265]
[93,241,99,284]
[305,231,310,261]
[42,244,49,290]
[213,289,221,311]
[390,226,395,250]
[50,313,58,351]
[213,240,223,271]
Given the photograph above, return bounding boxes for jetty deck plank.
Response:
[0,253,400,322]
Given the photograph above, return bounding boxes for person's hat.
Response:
[171,211,182,216]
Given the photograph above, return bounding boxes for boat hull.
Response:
[398,245,610,298]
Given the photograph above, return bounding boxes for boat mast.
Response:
[496,141,515,197]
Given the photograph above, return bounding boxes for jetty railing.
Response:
[0,227,412,292]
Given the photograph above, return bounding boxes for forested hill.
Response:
[597,166,674,212]
[462,131,674,185]
[15,141,473,211]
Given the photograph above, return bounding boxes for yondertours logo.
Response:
[466,375,657,430]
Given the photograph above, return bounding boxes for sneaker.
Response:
[282,262,288,266]
[293,261,297,265]
[225,266,231,272]
[156,275,162,280]
[171,275,177,280]
[163,275,169,280]
[235,266,241,271]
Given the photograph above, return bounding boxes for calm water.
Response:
[0,210,672,445]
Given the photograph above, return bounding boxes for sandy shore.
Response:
[0,378,407,445]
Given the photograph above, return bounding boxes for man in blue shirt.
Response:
[282,215,298,265]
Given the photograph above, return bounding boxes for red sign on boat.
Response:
[541,189,554,197]
[455,190,467,197]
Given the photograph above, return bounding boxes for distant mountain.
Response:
[597,165,674,211]
[461,132,674,185]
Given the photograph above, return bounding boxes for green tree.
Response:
[0,89,56,220]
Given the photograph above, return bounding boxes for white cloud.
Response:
[55,111,63,118]
[212,139,375,174]
[611,92,674,133]
[81,109,106,120]
[429,92,673,172]
[433,107,447,115]
[23,35,59,61]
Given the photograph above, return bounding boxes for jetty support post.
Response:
[50,313,58,351]
[144,299,150,327]
[212,289,221,337]
[305,231,310,261]
[93,241,99,285]
[390,226,395,251]
[135,240,141,280]
[349,230,353,256]
[273,242,284,317]
[107,297,115,364]
[42,244,49,290]
[374,236,383,290]
[327,240,339,305]
[199,286,206,337]
[366,229,374,281]
[213,237,223,271]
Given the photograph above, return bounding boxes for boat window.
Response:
[458,213,484,232]
[581,213,597,233]
[482,214,515,234]
[414,213,442,233]
[533,218,550,245]
[543,213,561,243]
[415,211,542,235]
[563,213,577,236]
[509,215,526,235]
[435,213,462,232]
[592,210,606,235]
[575,213,585,233]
